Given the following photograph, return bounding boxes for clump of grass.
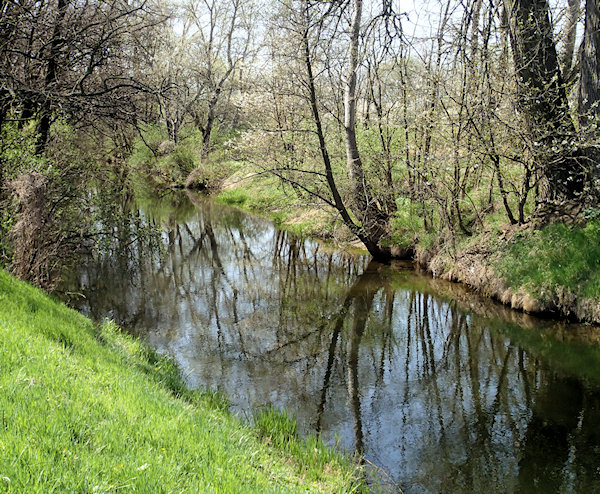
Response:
[255,407,299,449]
[217,188,250,207]
[496,219,600,300]
[217,174,292,212]
[0,269,365,493]
[254,407,362,488]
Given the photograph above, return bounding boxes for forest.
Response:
[0,0,599,317]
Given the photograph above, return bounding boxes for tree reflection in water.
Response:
[60,194,600,494]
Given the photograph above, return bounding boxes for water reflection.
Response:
[60,194,600,493]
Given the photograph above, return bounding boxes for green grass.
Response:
[216,174,342,240]
[496,219,600,301]
[216,175,291,212]
[385,198,424,248]
[0,270,365,493]
[217,187,253,207]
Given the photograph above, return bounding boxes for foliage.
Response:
[0,269,365,493]
[128,125,194,185]
[128,124,238,189]
[0,123,47,178]
[0,122,98,287]
[386,199,425,247]
[0,120,165,289]
[0,0,163,152]
[0,123,45,266]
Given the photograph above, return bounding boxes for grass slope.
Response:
[496,219,600,301]
[0,270,364,493]
[216,172,347,241]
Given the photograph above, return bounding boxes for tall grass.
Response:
[0,270,365,493]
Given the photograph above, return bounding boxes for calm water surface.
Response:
[61,194,600,493]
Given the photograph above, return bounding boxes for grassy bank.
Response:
[419,216,600,323]
[214,171,600,323]
[215,170,354,242]
[495,219,600,301]
[0,269,364,493]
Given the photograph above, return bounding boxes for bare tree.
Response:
[184,0,256,158]
[0,0,164,153]
[343,0,393,258]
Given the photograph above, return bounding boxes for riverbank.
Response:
[0,269,365,492]
[416,216,600,324]
[213,171,600,325]
[215,170,357,243]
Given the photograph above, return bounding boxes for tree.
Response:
[558,0,580,82]
[343,0,391,258]
[184,0,256,158]
[0,0,164,154]
[504,0,584,200]
[579,0,600,125]
[578,0,600,184]
[246,0,407,259]
[148,7,203,144]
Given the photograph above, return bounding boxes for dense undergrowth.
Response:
[128,125,236,191]
[0,269,365,493]
[0,122,104,288]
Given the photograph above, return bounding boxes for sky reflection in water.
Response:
[61,195,600,493]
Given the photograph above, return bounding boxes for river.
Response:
[60,193,600,493]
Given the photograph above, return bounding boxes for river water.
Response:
[60,193,600,493]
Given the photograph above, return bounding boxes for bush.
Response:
[172,145,196,173]
[0,119,130,289]
[128,124,205,186]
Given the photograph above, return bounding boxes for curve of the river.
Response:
[60,194,600,493]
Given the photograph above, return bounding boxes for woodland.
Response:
[0,0,599,303]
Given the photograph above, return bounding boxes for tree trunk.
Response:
[166,118,174,143]
[344,0,389,258]
[202,91,220,159]
[344,0,365,212]
[300,1,389,260]
[505,0,584,199]
[559,0,580,80]
[0,91,9,130]
[579,0,600,180]
[18,98,36,129]
[579,0,600,122]
[35,0,67,155]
